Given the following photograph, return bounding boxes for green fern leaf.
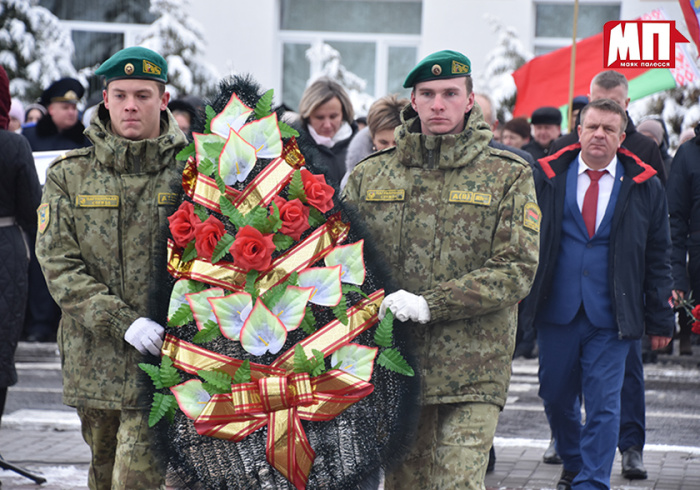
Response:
[287,170,306,202]
[332,300,349,326]
[266,202,283,234]
[244,270,259,300]
[219,195,244,228]
[308,207,325,227]
[310,349,326,377]
[198,157,215,177]
[148,392,177,427]
[214,171,226,193]
[300,307,316,335]
[159,356,181,388]
[198,369,233,395]
[254,89,274,119]
[293,344,310,374]
[181,241,197,263]
[192,320,221,344]
[139,362,164,389]
[273,233,294,251]
[279,121,299,138]
[243,206,271,231]
[211,233,235,264]
[342,284,369,300]
[167,303,193,327]
[176,142,195,161]
[377,348,415,377]
[204,105,216,134]
[232,360,252,384]
[193,203,209,222]
[374,309,394,347]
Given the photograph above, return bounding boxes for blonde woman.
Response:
[298,77,357,185]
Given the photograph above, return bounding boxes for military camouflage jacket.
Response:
[342,103,540,407]
[36,104,187,410]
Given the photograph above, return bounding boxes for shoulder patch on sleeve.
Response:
[38,203,50,234]
[523,202,541,233]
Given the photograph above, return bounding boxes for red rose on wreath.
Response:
[301,169,335,213]
[230,225,276,271]
[691,305,700,335]
[194,216,226,261]
[271,196,310,241]
[168,201,200,248]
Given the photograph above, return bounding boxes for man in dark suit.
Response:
[519,99,673,490]
[546,69,666,480]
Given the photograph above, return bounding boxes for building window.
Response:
[279,0,421,112]
[534,1,621,55]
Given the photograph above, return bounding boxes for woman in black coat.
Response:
[0,66,42,420]
[297,77,358,186]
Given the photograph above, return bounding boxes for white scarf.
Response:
[308,122,353,148]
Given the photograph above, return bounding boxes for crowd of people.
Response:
[1,43,699,490]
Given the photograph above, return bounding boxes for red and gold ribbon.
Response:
[162,289,383,489]
[166,215,350,295]
[182,157,242,213]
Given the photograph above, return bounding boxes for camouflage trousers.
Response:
[385,402,500,490]
[77,407,164,490]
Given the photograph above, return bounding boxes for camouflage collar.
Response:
[86,103,187,174]
[395,103,493,170]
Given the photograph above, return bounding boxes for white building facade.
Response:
[54,0,689,109]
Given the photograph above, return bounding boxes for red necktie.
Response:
[582,169,606,238]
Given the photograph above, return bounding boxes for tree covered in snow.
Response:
[630,82,700,153]
[306,41,374,117]
[137,0,219,98]
[476,14,533,124]
[0,0,78,103]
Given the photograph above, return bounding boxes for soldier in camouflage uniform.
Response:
[342,50,540,489]
[35,47,187,490]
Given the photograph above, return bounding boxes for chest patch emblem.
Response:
[365,189,405,202]
[448,190,492,206]
[76,195,120,208]
[158,193,179,206]
[523,202,542,233]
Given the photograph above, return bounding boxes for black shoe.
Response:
[621,446,648,480]
[556,469,578,490]
[543,437,563,464]
[486,445,496,473]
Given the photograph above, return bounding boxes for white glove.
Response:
[379,290,431,324]
[124,318,165,356]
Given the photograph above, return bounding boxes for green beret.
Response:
[95,46,168,84]
[403,50,471,88]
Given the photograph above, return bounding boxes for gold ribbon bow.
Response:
[162,289,384,489]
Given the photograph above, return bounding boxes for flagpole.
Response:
[568,0,580,132]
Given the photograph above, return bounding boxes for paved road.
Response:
[3,341,700,489]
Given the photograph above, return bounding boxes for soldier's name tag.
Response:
[76,195,119,208]
[523,202,541,233]
[365,189,405,202]
[448,190,492,206]
[158,193,179,206]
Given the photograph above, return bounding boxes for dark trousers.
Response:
[619,340,645,452]
[23,254,61,340]
[537,309,632,490]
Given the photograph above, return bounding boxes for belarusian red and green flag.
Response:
[512,9,699,123]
